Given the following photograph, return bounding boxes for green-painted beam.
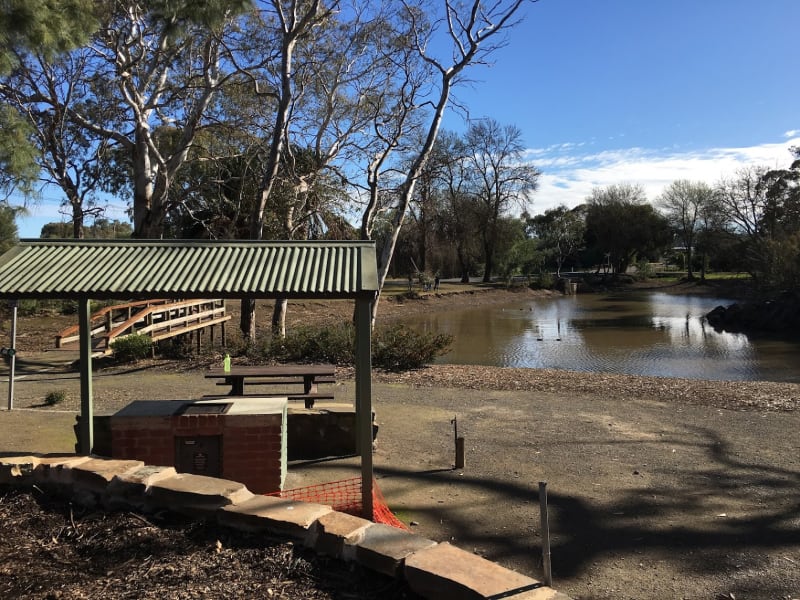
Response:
[78,297,93,455]
[355,296,374,519]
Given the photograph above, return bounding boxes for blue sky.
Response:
[15,0,799,237]
[442,0,799,213]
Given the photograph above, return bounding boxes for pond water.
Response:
[407,292,800,383]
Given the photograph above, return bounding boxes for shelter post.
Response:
[6,300,17,410]
[355,296,374,519]
[78,297,93,454]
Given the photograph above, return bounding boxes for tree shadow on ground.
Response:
[299,425,800,598]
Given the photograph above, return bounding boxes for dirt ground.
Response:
[1,283,799,600]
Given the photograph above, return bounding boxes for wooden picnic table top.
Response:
[205,364,336,379]
[205,364,335,378]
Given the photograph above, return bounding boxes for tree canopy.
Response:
[585,183,672,275]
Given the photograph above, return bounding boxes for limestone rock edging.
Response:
[0,453,571,600]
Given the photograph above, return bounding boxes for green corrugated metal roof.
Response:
[0,239,379,300]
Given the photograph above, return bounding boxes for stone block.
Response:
[33,455,92,486]
[308,510,372,558]
[218,495,332,542]
[106,465,178,510]
[0,454,41,485]
[146,473,254,516]
[404,542,569,600]
[349,522,437,577]
[65,457,145,507]
[69,458,145,493]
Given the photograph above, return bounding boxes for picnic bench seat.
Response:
[202,392,334,409]
[215,376,336,387]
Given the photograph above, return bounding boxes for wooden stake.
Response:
[455,436,465,469]
[451,416,465,469]
[539,481,553,587]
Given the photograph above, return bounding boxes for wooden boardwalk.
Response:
[55,299,230,356]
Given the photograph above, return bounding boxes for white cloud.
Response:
[529,137,800,213]
[784,129,799,138]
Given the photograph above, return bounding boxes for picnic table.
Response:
[204,364,336,408]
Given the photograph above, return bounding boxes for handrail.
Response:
[54,299,227,351]
[105,304,225,342]
[55,299,171,342]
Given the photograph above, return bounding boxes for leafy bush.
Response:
[372,324,452,371]
[634,259,654,281]
[265,323,354,365]
[531,271,554,289]
[158,337,193,359]
[44,390,67,406]
[16,299,42,316]
[111,333,153,362]
[9,299,106,316]
[262,322,452,371]
[59,301,78,315]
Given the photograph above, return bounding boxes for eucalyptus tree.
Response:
[433,130,481,282]
[357,0,533,319]
[164,129,270,240]
[41,217,132,239]
[585,183,672,275]
[715,150,800,287]
[463,118,539,282]
[1,0,252,236]
[237,0,400,337]
[0,0,98,204]
[69,0,251,238]
[657,180,715,280]
[0,48,113,237]
[527,204,586,276]
[404,130,462,274]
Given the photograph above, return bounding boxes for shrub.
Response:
[111,333,153,362]
[44,390,67,406]
[16,299,42,316]
[265,323,355,365]
[634,259,654,281]
[158,337,193,359]
[531,271,554,289]
[372,324,452,371]
[262,322,452,371]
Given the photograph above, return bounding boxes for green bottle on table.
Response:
[223,353,231,372]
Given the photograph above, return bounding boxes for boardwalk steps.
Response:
[55,299,230,356]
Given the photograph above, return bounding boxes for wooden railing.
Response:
[55,299,230,355]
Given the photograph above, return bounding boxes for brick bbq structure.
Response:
[110,398,287,494]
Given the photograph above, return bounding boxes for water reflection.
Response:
[407,292,800,383]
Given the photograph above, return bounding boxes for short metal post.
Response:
[539,481,553,587]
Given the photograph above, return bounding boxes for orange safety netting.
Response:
[267,477,408,531]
